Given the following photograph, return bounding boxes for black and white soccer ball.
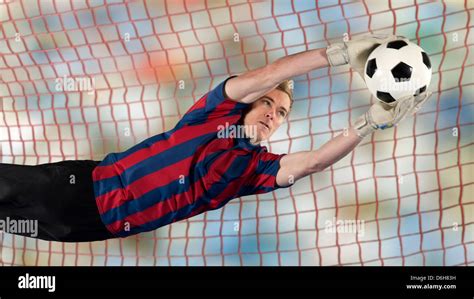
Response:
[364,39,432,105]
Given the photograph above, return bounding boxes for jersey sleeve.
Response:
[241,150,294,195]
[175,76,250,129]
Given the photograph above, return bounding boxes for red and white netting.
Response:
[0,0,473,266]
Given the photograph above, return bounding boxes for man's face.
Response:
[242,89,291,144]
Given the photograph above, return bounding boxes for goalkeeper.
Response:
[0,34,431,242]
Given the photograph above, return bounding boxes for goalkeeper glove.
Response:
[326,34,410,80]
[353,90,432,138]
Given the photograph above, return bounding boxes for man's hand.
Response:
[326,34,409,79]
[353,91,432,138]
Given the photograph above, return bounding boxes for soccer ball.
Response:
[364,39,432,105]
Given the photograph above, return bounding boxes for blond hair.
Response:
[275,80,294,109]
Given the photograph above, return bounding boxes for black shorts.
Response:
[0,160,115,242]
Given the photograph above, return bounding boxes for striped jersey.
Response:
[92,76,289,237]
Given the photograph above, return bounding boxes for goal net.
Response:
[0,0,472,266]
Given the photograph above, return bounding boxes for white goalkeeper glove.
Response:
[353,91,432,138]
[326,34,410,79]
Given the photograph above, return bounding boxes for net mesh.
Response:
[0,0,473,266]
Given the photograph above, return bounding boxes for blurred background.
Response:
[0,0,472,266]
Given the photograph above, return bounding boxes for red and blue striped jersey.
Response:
[92,77,288,237]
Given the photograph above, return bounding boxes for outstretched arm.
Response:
[224,48,329,104]
[276,91,432,187]
[276,127,361,187]
[224,34,405,104]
